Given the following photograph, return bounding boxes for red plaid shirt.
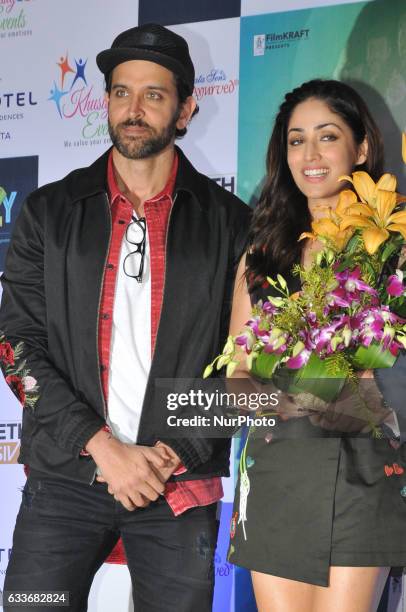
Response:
[101,151,222,563]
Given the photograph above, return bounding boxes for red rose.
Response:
[0,342,15,366]
[5,374,26,406]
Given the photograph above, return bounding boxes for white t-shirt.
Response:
[106,216,151,444]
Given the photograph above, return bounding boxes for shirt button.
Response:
[101,313,110,320]
[118,219,126,225]
[106,263,114,270]
[100,364,107,372]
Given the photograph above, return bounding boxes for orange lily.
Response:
[299,189,356,252]
[338,171,406,254]
[339,171,399,203]
[299,216,354,252]
[335,189,358,217]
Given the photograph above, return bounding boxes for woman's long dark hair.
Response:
[247,79,384,288]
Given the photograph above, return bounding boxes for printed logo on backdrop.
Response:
[194,68,239,103]
[0,0,35,39]
[211,174,236,195]
[0,550,12,576]
[0,421,21,464]
[48,52,109,148]
[253,29,310,54]
[253,34,265,56]
[0,156,38,271]
[214,552,232,578]
[139,0,240,26]
[0,549,12,580]
[0,80,38,138]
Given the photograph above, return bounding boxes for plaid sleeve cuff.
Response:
[173,463,187,476]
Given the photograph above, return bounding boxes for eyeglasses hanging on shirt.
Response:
[123,216,146,282]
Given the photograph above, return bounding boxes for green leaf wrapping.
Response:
[351,342,397,369]
[251,353,282,378]
[252,353,346,402]
[274,353,346,402]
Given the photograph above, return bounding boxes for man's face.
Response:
[107,60,190,160]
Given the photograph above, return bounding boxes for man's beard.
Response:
[108,109,180,160]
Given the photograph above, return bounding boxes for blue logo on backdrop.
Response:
[0,91,37,108]
[0,85,37,124]
[139,0,240,26]
[0,547,12,565]
[0,156,38,271]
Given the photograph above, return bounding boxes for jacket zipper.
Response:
[96,192,112,420]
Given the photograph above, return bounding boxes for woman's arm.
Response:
[228,253,252,377]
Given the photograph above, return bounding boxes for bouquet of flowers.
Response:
[205,160,406,406]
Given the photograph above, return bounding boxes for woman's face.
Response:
[286,97,367,211]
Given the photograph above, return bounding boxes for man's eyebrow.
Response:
[110,83,170,93]
[145,85,170,92]
[288,122,343,134]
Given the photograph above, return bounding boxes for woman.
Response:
[228,79,406,612]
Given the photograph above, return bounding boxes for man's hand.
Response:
[85,429,172,511]
[154,441,182,479]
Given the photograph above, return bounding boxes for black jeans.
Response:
[4,470,219,612]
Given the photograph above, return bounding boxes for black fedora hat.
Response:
[96,23,195,95]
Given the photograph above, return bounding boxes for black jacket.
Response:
[0,147,251,483]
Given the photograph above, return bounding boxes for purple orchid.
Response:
[328,287,352,308]
[335,267,377,295]
[262,301,278,314]
[264,328,290,354]
[286,348,311,369]
[356,306,405,356]
[387,271,405,297]
[328,267,377,308]
[236,330,255,352]
[264,342,287,355]
[314,317,348,354]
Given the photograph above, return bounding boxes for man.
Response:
[0,24,250,612]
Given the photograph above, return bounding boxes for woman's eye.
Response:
[321,134,338,141]
[115,89,128,97]
[289,138,303,146]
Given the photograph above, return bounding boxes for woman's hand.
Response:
[357,369,374,379]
